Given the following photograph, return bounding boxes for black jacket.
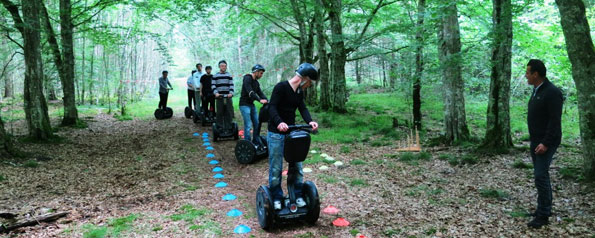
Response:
[200,74,213,97]
[527,79,563,147]
[239,74,267,106]
[268,81,313,134]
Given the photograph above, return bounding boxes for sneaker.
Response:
[527,216,549,229]
[273,200,282,210]
[296,197,307,208]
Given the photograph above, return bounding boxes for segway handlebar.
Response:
[287,124,318,134]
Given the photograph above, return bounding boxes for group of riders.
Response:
[157,61,320,211]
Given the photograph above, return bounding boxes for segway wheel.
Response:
[184,107,192,119]
[256,185,274,230]
[212,124,219,142]
[235,140,256,164]
[154,109,163,120]
[303,181,320,225]
[164,107,173,119]
[233,123,239,140]
[193,110,200,124]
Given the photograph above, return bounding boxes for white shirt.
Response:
[533,81,544,97]
[190,71,203,91]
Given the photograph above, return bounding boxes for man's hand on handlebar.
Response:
[277,122,289,132]
[309,121,318,131]
[259,99,268,104]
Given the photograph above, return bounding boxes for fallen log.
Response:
[0,211,69,233]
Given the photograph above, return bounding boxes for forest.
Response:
[0,0,594,237]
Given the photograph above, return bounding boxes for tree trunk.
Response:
[0,115,14,155]
[315,0,331,110]
[81,35,86,105]
[40,0,78,125]
[412,0,425,130]
[59,0,78,125]
[325,0,348,113]
[482,0,513,149]
[437,2,469,143]
[289,0,317,106]
[555,0,595,181]
[355,60,361,84]
[89,45,95,104]
[22,0,52,140]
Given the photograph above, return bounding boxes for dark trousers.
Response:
[187,90,196,109]
[202,95,215,115]
[530,141,558,217]
[158,92,168,109]
[215,97,234,130]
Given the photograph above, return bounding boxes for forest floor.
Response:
[1,88,594,237]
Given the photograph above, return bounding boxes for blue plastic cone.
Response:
[206,153,215,158]
[234,225,251,234]
[202,132,209,137]
[215,181,228,188]
[209,160,219,165]
[206,146,214,150]
[203,142,211,146]
[212,167,223,172]
[227,209,243,217]
[193,132,200,137]
[222,194,237,201]
[213,173,224,179]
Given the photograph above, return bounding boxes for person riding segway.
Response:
[198,66,216,126]
[235,64,269,164]
[255,63,320,229]
[155,70,174,119]
[211,60,239,141]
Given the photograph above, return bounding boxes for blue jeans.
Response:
[530,141,558,217]
[267,131,303,201]
[239,105,258,142]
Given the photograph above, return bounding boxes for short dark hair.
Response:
[196,63,202,68]
[527,59,546,78]
[162,70,168,74]
[205,66,212,70]
[218,60,227,66]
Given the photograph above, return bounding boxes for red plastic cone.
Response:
[322,205,340,215]
[332,217,350,227]
[356,235,368,238]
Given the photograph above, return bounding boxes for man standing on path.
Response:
[212,60,234,132]
[158,70,173,110]
[239,64,268,142]
[525,59,563,229]
[187,69,198,111]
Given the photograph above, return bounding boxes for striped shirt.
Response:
[212,72,234,95]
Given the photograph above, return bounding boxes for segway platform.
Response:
[154,107,173,120]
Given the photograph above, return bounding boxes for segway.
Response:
[212,94,239,142]
[255,125,320,230]
[198,95,216,126]
[235,104,269,164]
[154,88,173,120]
[192,91,202,124]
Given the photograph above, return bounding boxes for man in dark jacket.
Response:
[267,63,319,210]
[200,66,215,117]
[525,59,563,228]
[239,64,268,142]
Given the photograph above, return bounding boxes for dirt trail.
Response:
[0,112,594,237]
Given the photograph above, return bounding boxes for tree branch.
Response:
[347,46,408,62]
[233,4,300,40]
[348,0,398,53]
[0,0,24,35]
[3,32,23,49]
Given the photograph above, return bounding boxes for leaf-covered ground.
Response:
[1,111,594,238]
